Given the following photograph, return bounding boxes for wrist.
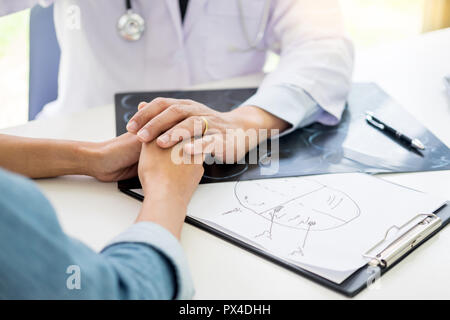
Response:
[228,105,265,132]
[142,180,190,208]
[228,105,290,135]
[136,189,188,239]
[75,142,104,177]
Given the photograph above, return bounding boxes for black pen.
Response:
[365,111,425,150]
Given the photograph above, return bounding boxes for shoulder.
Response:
[0,168,41,197]
[0,168,55,220]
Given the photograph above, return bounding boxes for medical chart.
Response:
[188,173,446,283]
[132,173,446,283]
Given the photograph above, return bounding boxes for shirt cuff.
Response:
[241,84,323,138]
[102,222,194,300]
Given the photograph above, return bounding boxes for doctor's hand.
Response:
[136,141,204,239]
[126,98,290,163]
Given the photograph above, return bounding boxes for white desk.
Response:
[2,29,450,299]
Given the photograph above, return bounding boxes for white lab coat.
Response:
[0,0,353,127]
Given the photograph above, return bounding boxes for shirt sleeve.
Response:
[102,222,195,300]
[0,168,193,300]
[242,83,323,137]
[249,0,354,129]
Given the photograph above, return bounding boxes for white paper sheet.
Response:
[132,173,446,284]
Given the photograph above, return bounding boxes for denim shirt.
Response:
[0,168,194,299]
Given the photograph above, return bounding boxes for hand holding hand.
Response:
[136,141,204,238]
[126,98,289,163]
[87,133,142,182]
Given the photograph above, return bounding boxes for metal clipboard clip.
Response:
[363,213,442,268]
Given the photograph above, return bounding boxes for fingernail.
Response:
[138,129,150,141]
[158,135,169,144]
[127,120,138,132]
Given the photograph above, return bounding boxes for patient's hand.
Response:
[88,133,142,182]
[0,133,142,180]
[138,141,204,205]
[136,141,204,238]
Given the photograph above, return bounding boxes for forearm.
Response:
[0,134,97,178]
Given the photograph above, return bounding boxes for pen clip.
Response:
[365,112,384,130]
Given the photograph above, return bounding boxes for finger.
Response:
[156,116,206,148]
[137,104,199,142]
[183,134,217,155]
[175,138,208,165]
[187,133,236,163]
[137,101,147,110]
[101,133,141,163]
[127,97,188,133]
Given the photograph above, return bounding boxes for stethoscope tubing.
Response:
[236,0,272,51]
[120,0,272,50]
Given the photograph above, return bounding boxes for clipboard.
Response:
[119,185,449,297]
[114,85,450,296]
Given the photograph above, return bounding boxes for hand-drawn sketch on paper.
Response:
[220,178,361,256]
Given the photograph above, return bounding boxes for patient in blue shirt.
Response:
[0,133,203,299]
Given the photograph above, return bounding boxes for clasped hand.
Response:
[89,97,288,215]
[126,97,289,163]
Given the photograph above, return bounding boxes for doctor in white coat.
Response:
[1,0,353,159]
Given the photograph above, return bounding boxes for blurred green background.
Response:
[0,0,440,129]
[0,10,29,57]
[0,9,29,129]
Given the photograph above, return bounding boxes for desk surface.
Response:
[2,29,450,299]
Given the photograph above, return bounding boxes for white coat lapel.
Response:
[164,0,183,44]
[183,0,209,37]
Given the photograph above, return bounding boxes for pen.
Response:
[365,111,425,150]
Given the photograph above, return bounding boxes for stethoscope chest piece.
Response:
[117,10,145,41]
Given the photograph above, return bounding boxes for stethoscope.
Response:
[233,0,272,52]
[117,0,273,51]
[117,0,145,41]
